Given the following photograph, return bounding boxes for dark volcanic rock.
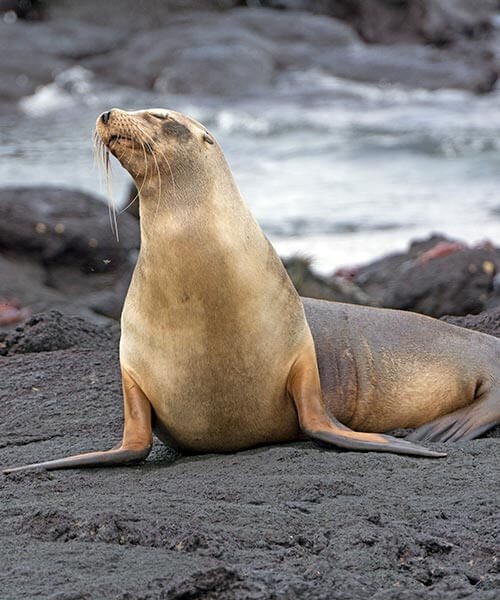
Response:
[383,247,496,317]
[261,0,496,45]
[355,235,499,317]
[0,186,139,272]
[285,256,375,306]
[354,234,449,298]
[2,3,498,103]
[0,0,44,20]
[0,186,138,325]
[0,310,119,356]
[86,8,358,95]
[0,252,129,326]
[442,306,500,338]
[82,7,498,96]
[0,17,126,102]
[320,43,497,94]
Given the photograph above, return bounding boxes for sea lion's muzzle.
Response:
[97,110,134,151]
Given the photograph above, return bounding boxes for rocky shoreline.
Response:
[1,186,499,600]
[2,0,500,109]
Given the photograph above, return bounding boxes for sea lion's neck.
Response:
[135,172,261,269]
[137,176,206,248]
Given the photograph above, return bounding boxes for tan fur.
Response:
[305,298,500,443]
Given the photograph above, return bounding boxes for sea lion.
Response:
[4,108,500,473]
[305,298,500,441]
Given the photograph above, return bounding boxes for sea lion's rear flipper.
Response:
[288,343,446,459]
[3,369,153,474]
[407,390,500,443]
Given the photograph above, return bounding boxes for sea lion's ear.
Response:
[203,133,214,145]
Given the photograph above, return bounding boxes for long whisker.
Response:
[133,120,182,231]
[134,134,151,205]
[134,121,178,204]
[119,136,149,215]
[93,130,105,191]
[105,149,120,242]
[93,129,118,240]
[131,122,163,224]
[94,126,121,242]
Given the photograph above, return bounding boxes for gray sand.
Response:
[1,312,498,599]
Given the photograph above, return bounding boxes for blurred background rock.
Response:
[1,0,500,327]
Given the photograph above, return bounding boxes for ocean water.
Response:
[1,67,500,274]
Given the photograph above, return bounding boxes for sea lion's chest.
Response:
[119,280,302,452]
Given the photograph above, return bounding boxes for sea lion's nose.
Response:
[101,111,112,125]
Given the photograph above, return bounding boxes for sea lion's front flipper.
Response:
[3,369,153,474]
[288,342,446,459]
[407,390,500,443]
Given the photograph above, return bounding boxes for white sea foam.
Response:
[19,67,96,117]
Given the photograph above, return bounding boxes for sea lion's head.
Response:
[95,108,217,186]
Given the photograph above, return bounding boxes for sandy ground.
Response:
[1,312,498,600]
